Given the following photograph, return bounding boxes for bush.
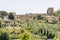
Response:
[0,31,9,40]
[8,13,15,20]
[19,31,30,40]
[37,15,43,20]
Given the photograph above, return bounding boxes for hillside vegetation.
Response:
[0,10,60,40]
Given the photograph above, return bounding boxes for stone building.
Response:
[12,13,42,20]
[47,7,54,16]
[46,15,58,23]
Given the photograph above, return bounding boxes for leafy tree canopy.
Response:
[0,11,9,19]
[8,13,15,20]
[54,10,60,17]
[37,15,43,20]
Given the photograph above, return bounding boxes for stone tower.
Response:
[47,7,54,16]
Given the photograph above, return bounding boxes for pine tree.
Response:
[8,13,15,20]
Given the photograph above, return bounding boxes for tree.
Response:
[54,10,60,17]
[0,11,9,19]
[37,15,43,20]
[8,13,15,20]
[0,32,9,40]
[0,21,1,27]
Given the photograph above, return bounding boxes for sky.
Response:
[0,0,60,14]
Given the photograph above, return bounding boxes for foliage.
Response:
[1,12,60,40]
[19,31,30,40]
[0,11,9,19]
[8,12,15,20]
[0,21,1,27]
[54,10,60,17]
[37,15,43,20]
[0,30,9,40]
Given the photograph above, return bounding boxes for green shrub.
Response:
[0,31,9,40]
[19,31,30,40]
[0,21,1,27]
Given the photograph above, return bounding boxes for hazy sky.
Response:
[0,0,60,14]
